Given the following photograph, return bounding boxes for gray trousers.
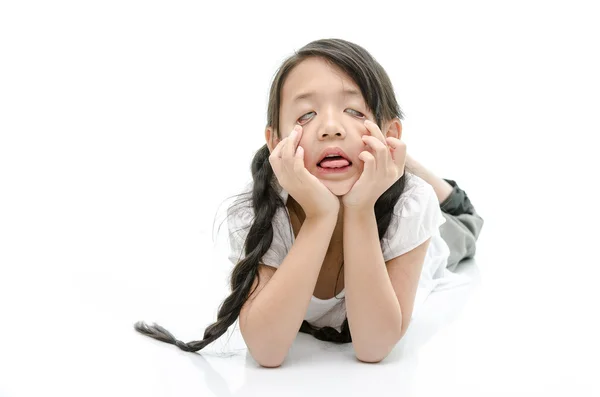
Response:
[438,179,484,272]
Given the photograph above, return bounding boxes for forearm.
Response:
[243,215,337,366]
[405,155,453,204]
[343,208,403,362]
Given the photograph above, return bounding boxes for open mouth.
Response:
[317,156,352,169]
[317,156,352,173]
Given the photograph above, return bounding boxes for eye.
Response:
[346,109,366,118]
[297,111,315,124]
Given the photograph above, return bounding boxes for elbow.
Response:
[354,325,404,364]
[243,337,288,368]
[356,352,387,364]
[240,317,288,368]
[243,335,289,368]
[356,344,396,363]
[249,349,286,368]
[258,359,285,368]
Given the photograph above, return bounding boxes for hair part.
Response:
[134,38,408,351]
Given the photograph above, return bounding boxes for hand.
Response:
[342,119,407,211]
[269,125,340,219]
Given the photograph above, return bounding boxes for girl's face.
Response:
[267,57,399,197]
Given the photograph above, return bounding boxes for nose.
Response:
[317,108,346,140]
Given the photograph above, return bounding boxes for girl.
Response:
[134,38,484,366]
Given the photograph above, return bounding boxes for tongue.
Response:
[319,158,350,168]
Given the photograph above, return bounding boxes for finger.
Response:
[362,135,387,150]
[358,150,376,176]
[272,127,293,156]
[362,135,389,169]
[283,125,301,159]
[271,137,285,160]
[385,137,407,163]
[385,136,404,149]
[269,142,283,173]
[293,144,306,174]
[364,119,386,144]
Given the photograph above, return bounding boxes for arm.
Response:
[343,207,430,363]
[239,214,337,368]
[405,154,453,204]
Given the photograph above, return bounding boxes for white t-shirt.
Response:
[227,172,459,332]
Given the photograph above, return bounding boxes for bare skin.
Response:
[286,152,454,257]
[404,154,454,205]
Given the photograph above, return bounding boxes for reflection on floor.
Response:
[2,255,598,396]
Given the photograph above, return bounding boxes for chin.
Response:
[308,163,362,197]
[320,176,359,196]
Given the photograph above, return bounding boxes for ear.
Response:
[265,126,280,153]
[384,118,402,140]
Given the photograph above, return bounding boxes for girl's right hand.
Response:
[269,125,340,219]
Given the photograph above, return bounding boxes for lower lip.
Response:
[317,164,352,174]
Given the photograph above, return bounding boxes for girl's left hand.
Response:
[342,119,407,211]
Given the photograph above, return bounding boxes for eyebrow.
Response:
[292,88,362,103]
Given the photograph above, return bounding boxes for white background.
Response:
[1,0,599,396]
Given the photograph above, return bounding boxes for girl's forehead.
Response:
[281,58,361,104]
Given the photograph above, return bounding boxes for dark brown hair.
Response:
[134,38,407,351]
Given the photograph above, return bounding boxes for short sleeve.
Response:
[260,213,292,268]
[381,177,447,261]
[226,205,292,268]
[226,206,254,266]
